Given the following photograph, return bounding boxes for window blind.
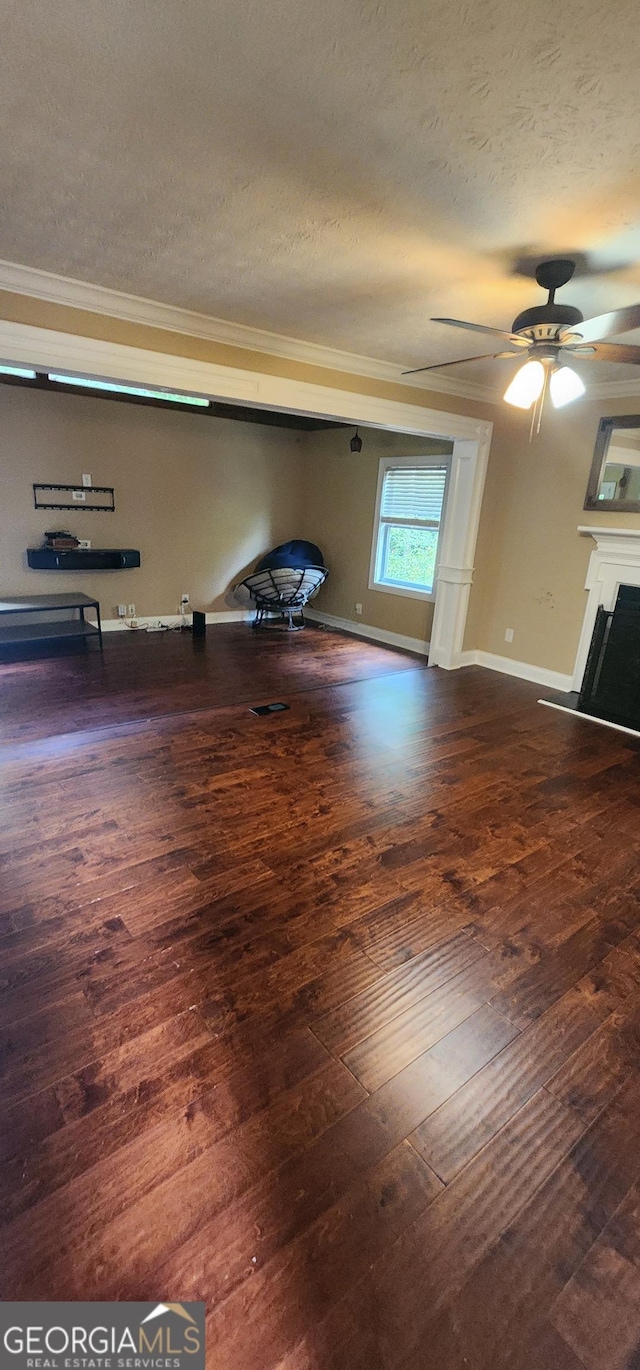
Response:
[380,464,447,523]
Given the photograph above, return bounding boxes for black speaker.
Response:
[192,609,206,637]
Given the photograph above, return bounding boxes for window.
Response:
[0,364,37,379]
[47,374,210,407]
[370,457,449,599]
[0,365,211,411]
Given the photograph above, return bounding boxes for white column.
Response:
[429,431,491,669]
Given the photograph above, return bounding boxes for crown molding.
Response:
[1,258,638,404]
[0,258,497,404]
[588,376,640,399]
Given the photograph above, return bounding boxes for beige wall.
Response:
[302,428,452,642]
[0,384,303,618]
[465,395,640,675]
[3,291,640,679]
[301,393,640,677]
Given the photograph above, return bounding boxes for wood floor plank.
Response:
[264,1087,585,1370]
[575,933,640,1021]
[407,987,602,1182]
[206,1142,440,1370]
[379,1087,586,1364]
[310,928,484,1056]
[546,995,640,1123]
[152,1004,512,1311]
[342,954,517,1091]
[550,1181,640,1370]
[405,1076,640,1370]
[0,623,419,746]
[2,628,640,1364]
[2,1054,365,1297]
[489,916,630,1028]
[346,891,471,969]
[0,1020,331,1222]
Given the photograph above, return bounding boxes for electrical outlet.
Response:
[505,627,514,643]
[78,539,91,550]
[355,603,363,615]
[181,593,190,604]
[117,604,127,617]
[82,473,92,487]
[128,604,136,617]
[72,489,86,502]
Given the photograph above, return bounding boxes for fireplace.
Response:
[538,527,640,736]
[579,584,640,728]
[572,527,640,694]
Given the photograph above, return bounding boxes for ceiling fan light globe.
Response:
[549,366,586,408]
[503,360,545,409]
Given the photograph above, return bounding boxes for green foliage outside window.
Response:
[382,525,438,591]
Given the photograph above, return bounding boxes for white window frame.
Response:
[368,455,451,602]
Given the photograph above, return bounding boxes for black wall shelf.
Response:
[28,548,140,570]
[33,482,115,512]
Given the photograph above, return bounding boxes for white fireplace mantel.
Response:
[572,525,640,689]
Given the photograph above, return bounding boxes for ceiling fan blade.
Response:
[402,351,521,376]
[431,318,530,347]
[584,341,640,364]
[565,304,640,345]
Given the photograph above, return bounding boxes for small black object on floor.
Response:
[250,702,290,716]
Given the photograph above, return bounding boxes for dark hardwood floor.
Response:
[2,624,640,1368]
[0,621,418,745]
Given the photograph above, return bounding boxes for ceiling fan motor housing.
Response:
[412,257,640,380]
[511,302,584,341]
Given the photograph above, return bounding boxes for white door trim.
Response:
[0,318,493,669]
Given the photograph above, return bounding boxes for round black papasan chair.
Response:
[235,540,328,631]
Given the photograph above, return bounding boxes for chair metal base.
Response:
[252,607,306,632]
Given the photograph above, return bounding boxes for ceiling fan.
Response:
[403,259,640,431]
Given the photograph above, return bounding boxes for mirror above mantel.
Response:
[585,415,640,512]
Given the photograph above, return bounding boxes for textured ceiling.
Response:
[3,0,640,381]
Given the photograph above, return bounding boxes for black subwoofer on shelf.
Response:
[579,585,640,729]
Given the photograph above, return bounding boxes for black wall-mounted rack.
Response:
[28,548,140,570]
[33,483,115,512]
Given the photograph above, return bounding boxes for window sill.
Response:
[369,579,436,603]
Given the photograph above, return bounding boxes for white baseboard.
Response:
[458,648,573,693]
[99,609,251,632]
[306,614,573,687]
[305,609,430,657]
